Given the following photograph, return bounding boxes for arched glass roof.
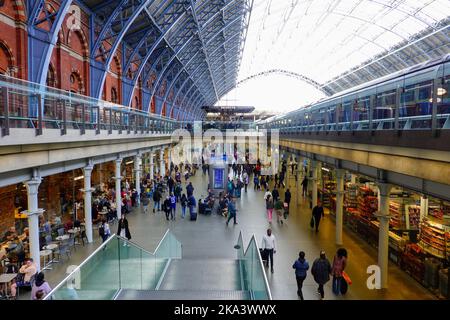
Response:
[218,0,450,110]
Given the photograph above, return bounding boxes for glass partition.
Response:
[0,74,177,135]
[237,232,272,300]
[46,229,181,300]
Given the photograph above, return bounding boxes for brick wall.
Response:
[0,185,18,235]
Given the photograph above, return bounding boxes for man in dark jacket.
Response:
[311,250,332,300]
[153,188,161,213]
[186,182,194,197]
[292,251,309,300]
[312,202,325,232]
[272,188,279,202]
[284,189,291,213]
[301,176,308,197]
[167,176,175,193]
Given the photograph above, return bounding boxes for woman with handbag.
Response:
[331,248,348,295]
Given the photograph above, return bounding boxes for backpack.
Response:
[99,224,105,237]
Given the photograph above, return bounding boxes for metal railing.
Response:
[0,75,185,136]
[272,113,450,134]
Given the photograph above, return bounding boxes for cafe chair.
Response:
[54,240,71,261]
[15,272,36,297]
[45,235,53,246]
[79,230,88,246]
[57,228,65,237]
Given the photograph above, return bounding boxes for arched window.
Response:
[111,87,118,103]
[46,64,57,87]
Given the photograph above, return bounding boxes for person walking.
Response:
[99,219,111,243]
[332,248,348,295]
[312,202,324,232]
[274,197,284,224]
[279,171,285,188]
[284,189,291,214]
[226,196,238,226]
[163,196,172,221]
[188,194,197,221]
[253,174,260,190]
[261,229,276,273]
[301,176,308,197]
[186,182,194,197]
[174,182,182,202]
[180,193,188,219]
[265,194,274,224]
[242,171,249,193]
[117,214,131,246]
[311,250,332,300]
[272,187,279,202]
[141,193,150,213]
[152,187,161,213]
[170,193,177,220]
[292,251,309,300]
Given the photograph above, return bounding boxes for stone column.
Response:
[149,152,154,179]
[82,162,95,243]
[375,182,392,289]
[311,160,319,208]
[134,154,142,204]
[160,147,166,176]
[335,169,345,245]
[115,158,122,219]
[420,196,428,222]
[23,176,44,271]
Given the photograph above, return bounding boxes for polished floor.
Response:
[21,169,436,300]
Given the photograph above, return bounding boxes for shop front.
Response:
[313,168,449,299]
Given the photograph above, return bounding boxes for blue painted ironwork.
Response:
[164,52,204,116]
[27,0,73,86]
[90,0,159,100]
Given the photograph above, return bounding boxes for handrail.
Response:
[44,233,118,299]
[153,229,171,254]
[238,231,272,300]
[250,234,272,300]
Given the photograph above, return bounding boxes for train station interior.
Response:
[0,0,449,301]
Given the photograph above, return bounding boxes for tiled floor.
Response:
[20,169,436,300]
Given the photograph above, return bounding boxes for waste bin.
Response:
[439,268,448,298]
[424,258,441,289]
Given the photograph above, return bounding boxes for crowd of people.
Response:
[0,149,349,301]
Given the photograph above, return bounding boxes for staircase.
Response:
[46,230,271,300]
[115,258,250,300]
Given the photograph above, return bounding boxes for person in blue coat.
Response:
[292,251,309,300]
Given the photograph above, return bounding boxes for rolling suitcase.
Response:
[190,208,197,221]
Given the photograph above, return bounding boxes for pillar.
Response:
[335,169,345,245]
[160,148,166,176]
[375,182,392,289]
[115,158,122,219]
[82,162,95,243]
[23,175,44,271]
[420,196,428,222]
[149,152,154,179]
[311,160,319,208]
[134,154,142,204]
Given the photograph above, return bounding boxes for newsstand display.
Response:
[339,175,450,299]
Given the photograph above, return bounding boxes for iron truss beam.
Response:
[236,69,334,96]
